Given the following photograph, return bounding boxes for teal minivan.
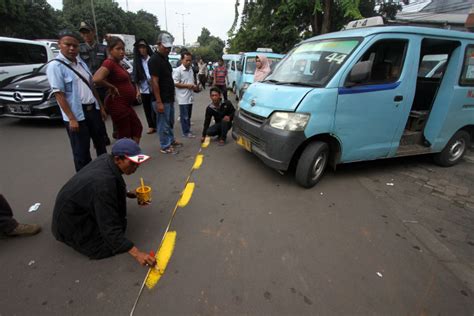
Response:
[233,18,474,188]
[235,51,285,100]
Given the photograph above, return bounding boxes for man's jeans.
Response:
[179,103,192,135]
[65,106,107,172]
[206,120,233,141]
[153,101,175,149]
[0,194,18,234]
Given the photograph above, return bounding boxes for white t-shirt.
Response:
[173,64,194,105]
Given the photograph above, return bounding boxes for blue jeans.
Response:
[179,103,192,135]
[153,101,175,149]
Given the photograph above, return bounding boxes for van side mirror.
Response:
[347,61,372,86]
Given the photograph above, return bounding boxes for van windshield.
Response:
[266,39,360,87]
[245,57,282,74]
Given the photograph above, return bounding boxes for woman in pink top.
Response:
[254,54,271,82]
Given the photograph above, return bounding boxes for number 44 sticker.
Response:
[325,53,347,64]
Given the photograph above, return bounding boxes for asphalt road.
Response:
[0,90,473,315]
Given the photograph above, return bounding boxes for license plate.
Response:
[236,136,252,152]
[8,104,31,114]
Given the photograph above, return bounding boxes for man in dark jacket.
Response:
[52,139,156,267]
[201,86,235,145]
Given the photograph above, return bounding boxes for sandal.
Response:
[160,147,179,154]
[171,140,183,148]
[147,128,156,134]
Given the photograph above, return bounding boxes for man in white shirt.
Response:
[173,52,198,138]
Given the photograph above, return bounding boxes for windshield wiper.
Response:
[275,81,322,88]
[262,79,280,84]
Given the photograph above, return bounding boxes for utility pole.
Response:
[90,0,99,40]
[164,0,168,30]
[175,11,190,46]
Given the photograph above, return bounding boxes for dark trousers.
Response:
[206,120,232,141]
[215,85,228,101]
[141,93,156,129]
[198,74,207,89]
[96,87,110,143]
[65,105,107,172]
[0,194,18,234]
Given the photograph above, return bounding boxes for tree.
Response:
[194,28,225,61]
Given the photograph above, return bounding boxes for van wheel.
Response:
[434,130,470,167]
[295,142,329,188]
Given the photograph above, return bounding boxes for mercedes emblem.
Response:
[13,92,23,102]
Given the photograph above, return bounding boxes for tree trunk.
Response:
[321,0,332,34]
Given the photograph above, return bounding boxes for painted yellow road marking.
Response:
[145,231,177,290]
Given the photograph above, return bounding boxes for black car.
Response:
[0,63,61,120]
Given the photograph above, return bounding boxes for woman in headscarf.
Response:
[254,54,271,82]
[132,39,156,134]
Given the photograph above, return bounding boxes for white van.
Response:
[223,54,241,93]
[0,37,53,83]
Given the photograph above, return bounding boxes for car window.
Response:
[245,57,282,74]
[418,54,448,78]
[348,39,407,85]
[231,61,235,71]
[0,42,48,66]
[459,45,474,86]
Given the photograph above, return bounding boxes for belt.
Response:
[82,103,95,111]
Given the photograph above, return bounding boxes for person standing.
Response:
[132,39,156,135]
[93,37,143,144]
[148,33,182,154]
[0,194,41,238]
[46,30,107,172]
[213,57,228,101]
[52,138,156,266]
[197,58,208,90]
[254,54,271,82]
[201,87,235,145]
[173,51,197,138]
[78,21,112,145]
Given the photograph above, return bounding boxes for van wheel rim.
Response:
[448,139,465,162]
[311,153,327,181]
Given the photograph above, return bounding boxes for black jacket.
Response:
[52,154,133,259]
[202,100,235,137]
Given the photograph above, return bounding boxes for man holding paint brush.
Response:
[52,139,156,267]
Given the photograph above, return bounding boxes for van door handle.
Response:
[394,95,403,102]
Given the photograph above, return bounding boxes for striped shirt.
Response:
[214,65,227,85]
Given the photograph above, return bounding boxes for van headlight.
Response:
[269,112,310,131]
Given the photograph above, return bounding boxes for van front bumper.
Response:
[232,109,306,171]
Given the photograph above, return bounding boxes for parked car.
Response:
[35,39,60,57]
[233,16,474,188]
[0,63,61,120]
[0,37,53,84]
[223,54,241,94]
[235,51,285,100]
[169,54,180,69]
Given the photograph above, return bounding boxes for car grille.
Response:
[0,90,45,103]
[234,125,265,151]
[240,108,266,125]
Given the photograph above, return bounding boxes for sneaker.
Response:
[171,140,183,148]
[160,147,179,154]
[183,133,196,138]
[6,223,41,237]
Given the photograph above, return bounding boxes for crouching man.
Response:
[52,138,156,267]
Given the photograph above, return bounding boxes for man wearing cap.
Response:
[52,139,156,267]
[78,21,112,145]
[148,32,183,154]
[46,30,107,172]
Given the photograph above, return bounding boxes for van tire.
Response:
[434,130,470,167]
[295,141,329,188]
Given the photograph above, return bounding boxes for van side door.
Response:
[335,35,416,162]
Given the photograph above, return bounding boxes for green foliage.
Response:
[0,0,161,43]
[193,27,225,62]
[377,0,402,20]
[228,0,376,54]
